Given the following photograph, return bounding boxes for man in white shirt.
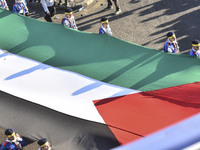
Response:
[41,0,55,22]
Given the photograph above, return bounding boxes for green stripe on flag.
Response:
[1,8,200,91]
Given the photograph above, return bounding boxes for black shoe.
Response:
[105,5,113,10]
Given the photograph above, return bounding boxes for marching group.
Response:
[1,0,198,55]
[0,0,117,35]
[164,31,200,58]
[0,128,51,150]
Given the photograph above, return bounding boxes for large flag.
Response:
[0,8,200,149]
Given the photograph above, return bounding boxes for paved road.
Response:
[74,0,200,54]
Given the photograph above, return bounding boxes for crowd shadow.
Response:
[77,0,200,53]
[130,54,194,90]
[77,6,144,31]
[5,10,145,71]
[137,0,200,53]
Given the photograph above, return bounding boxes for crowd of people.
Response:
[0,128,52,150]
[0,0,117,36]
[1,0,199,56]
[164,31,200,58]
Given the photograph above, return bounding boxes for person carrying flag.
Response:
[0,0,9,10]
[37,138,52,150]
[13,0,29,16]
[163,31,180,53]
[61,7,77,29]
[99,17,112,36]
[0,128,27,150]
[189,40,200,58]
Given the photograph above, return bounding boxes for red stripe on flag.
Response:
[94,82,200,144]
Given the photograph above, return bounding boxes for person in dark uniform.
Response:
[41,0,55,22]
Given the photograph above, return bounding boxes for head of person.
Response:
[15,0,23,3]
[101,17,109,28]
[192,40,200,51]
[38,138,51,150]
[65,8,73,18]
[167,31,176,42]
[5,128,15,141]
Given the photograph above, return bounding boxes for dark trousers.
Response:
[107,0,120,11]
[44,6,56,22]
[29,0,41,2]
[59,0,68,6]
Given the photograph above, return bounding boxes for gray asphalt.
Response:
[75,0,200,54]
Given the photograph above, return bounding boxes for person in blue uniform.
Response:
[37,138,52,150]
[13,0,28,16]
[163,31,180,54]
[99,17,112,36]
[0,0,9,10]
[61,7,77,29]
[189,40,200,58]
[0,128,27,150]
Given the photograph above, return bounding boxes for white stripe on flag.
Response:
[0,49,140,123]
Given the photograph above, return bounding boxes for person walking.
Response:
[106,0,121,15]
[41,0,56,22]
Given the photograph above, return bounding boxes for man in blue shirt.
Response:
[0,128,27,150]
[163,31,180,54]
